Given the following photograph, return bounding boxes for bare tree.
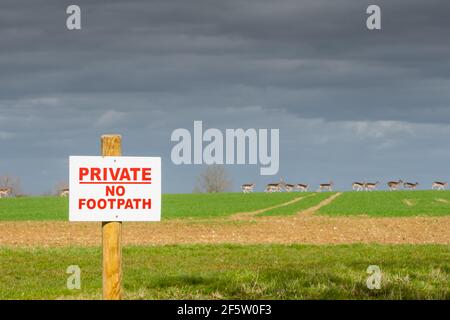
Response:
[194,165,232,193]
[0,175,23,197]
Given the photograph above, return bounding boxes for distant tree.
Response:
[194,165,232,193]
[0,175,23,197]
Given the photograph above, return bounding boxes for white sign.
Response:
[69,156,161,222]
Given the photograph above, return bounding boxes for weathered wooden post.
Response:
[69,134,160,299]
[101,134,122,300]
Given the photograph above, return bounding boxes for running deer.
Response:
[432,181,448,190]
[265,183,282,193]
[364,181,379,191]
[60,188,70,197]
[295,183,309,192]
[0,187,11,198]
[352,182,365,192]
[318,181,333,192]
[403,182,419,190]
[284,184,295,192]
[241,183,255,193]
[387,180,403,191]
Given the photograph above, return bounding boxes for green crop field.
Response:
[319,190,450,217]
[2,190,450,221]
[0,244,448,300]
[0,192,304,221]
[258,192,334,216]
[162,192,303,219]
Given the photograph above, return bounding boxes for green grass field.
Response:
[0,244,448,299]
[1,190,450,221]
[162,192,303,219]
[0,192,303,221]
[319,190,450,217]
[2,190,450,221]
[258,192,334,216]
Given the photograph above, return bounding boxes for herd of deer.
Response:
[241,180,449,193]
[0,181,449,198]
[242,182,328,193]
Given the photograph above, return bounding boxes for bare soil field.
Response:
[1,198,448,247]
[1,192,448,247]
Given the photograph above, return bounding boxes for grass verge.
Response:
[0,244,448,299]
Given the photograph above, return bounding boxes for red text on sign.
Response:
[79,167,151,183]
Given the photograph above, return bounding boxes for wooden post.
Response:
[101,134,122,300]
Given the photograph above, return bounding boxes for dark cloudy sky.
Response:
[1,0,450,194]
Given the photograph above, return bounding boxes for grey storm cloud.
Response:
[1,0,450,194]
[1,0,450,116]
